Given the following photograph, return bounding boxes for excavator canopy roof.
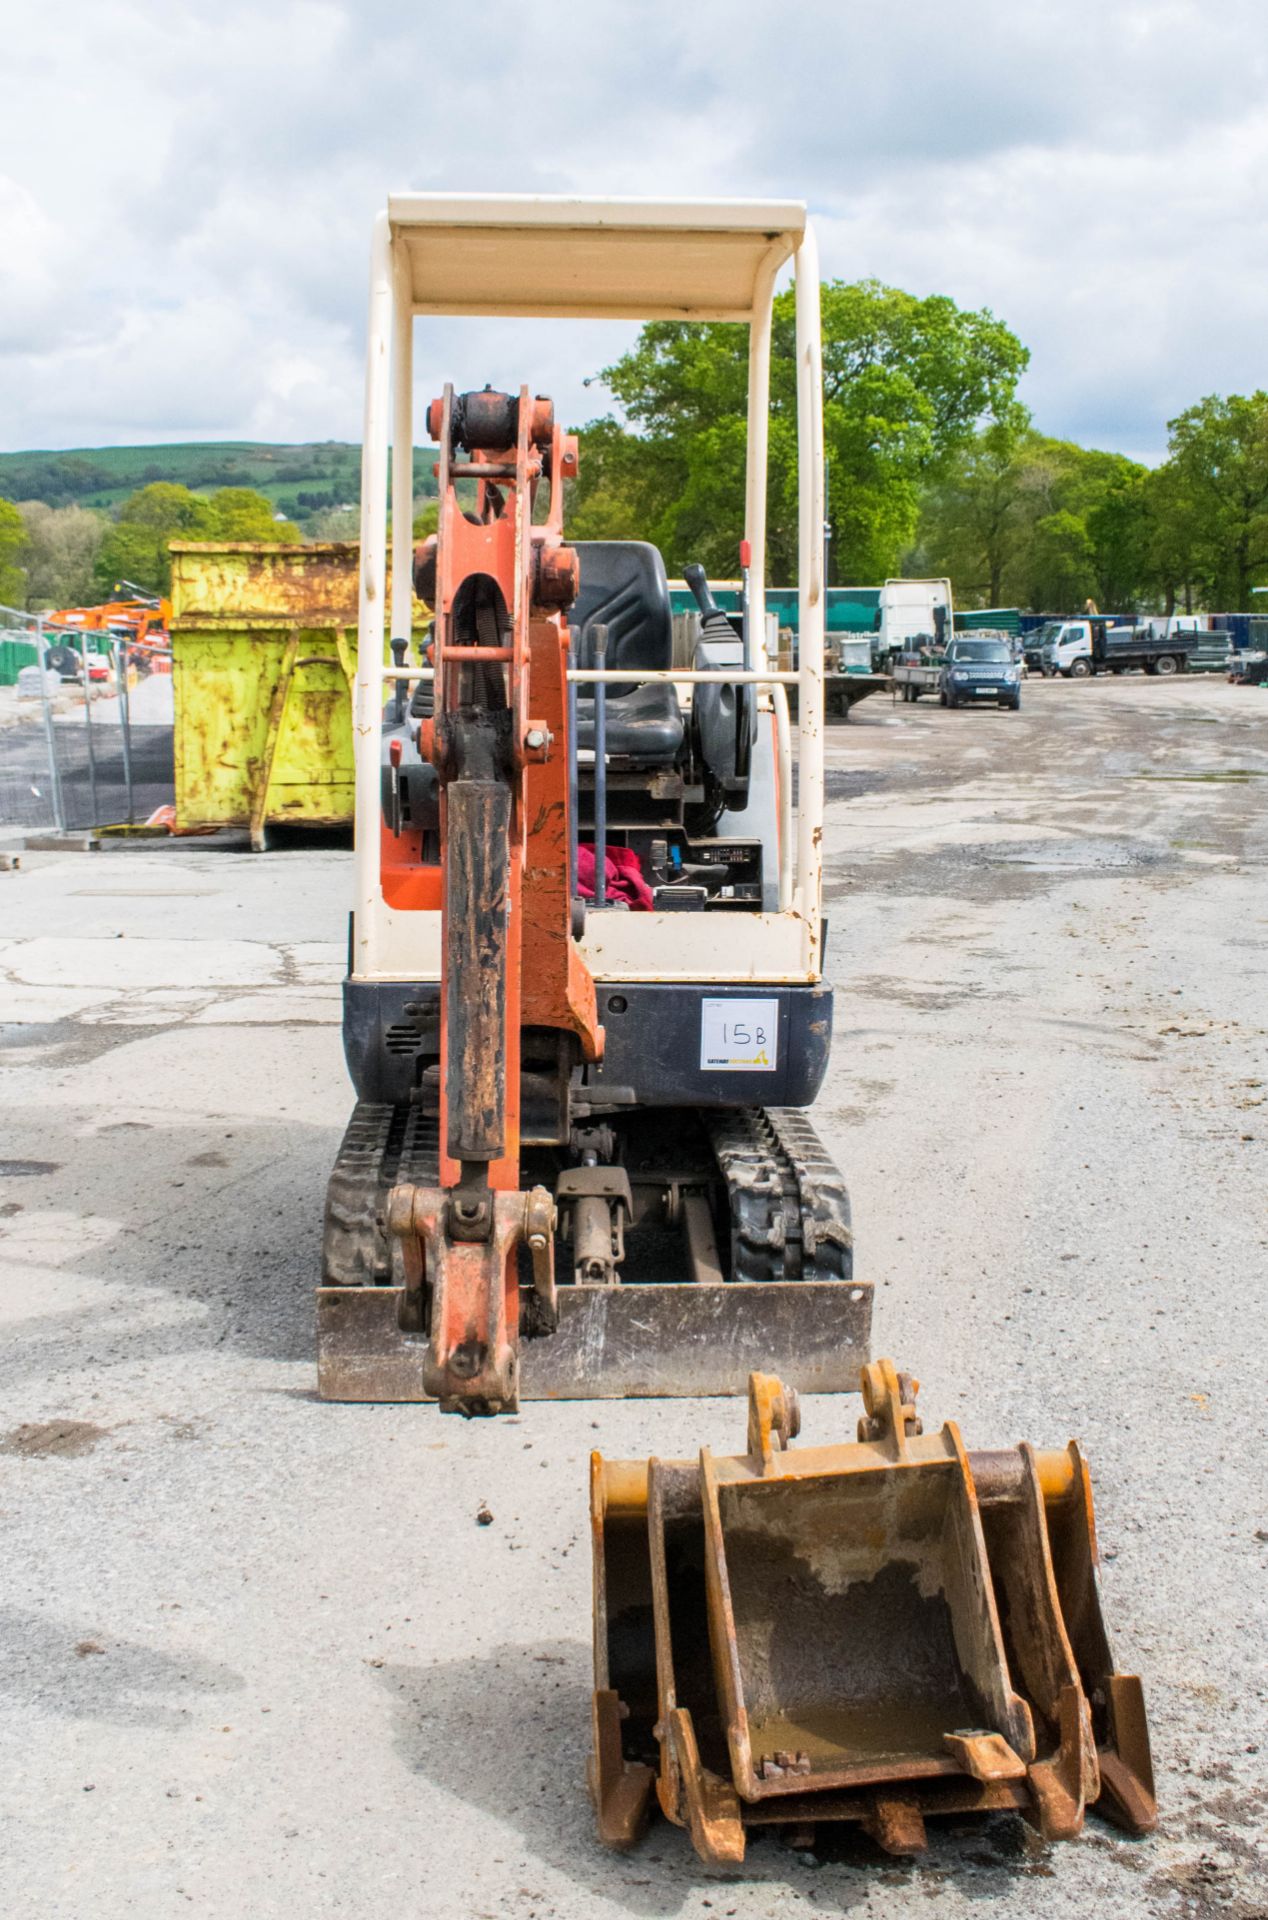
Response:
[386,194,806,322]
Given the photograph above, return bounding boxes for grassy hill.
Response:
[0,442,439,527]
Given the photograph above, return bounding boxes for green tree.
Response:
[206,487,300,543]
[1140,460,1213,615]
[95,482,213,594]
[817,281,1025,449]
[17,502,105,609]
[916,428,1151,612]
[1155,392,1268,606]
[116,481,215,534]
[571,280,1028,583]
[94,521,172,596]
[910,407,1031,604]
[568,414,688,548]
[1084,463,1153,611]
[95,482,299,595]
[1010,442,1152,612]
[1024,509,1097,611]
[0,497,25,605]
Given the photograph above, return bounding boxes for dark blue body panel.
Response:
[342,977,833,1109]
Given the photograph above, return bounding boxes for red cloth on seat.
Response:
[577,843,654,911]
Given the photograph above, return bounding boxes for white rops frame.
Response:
[353,195,825,986]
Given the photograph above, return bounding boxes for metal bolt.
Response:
[525,727,547,750]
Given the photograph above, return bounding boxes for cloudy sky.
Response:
[4,0,1266,462]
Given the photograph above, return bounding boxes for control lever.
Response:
[684,559,753,805]
[683,563,730,634]
[735,539,753,785]
[390,636,409,722]
[387,736,403,836]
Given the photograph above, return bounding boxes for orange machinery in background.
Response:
[44,593,172,669]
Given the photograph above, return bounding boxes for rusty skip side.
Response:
[169,541,425,843]
[170,541,362,625]
[589,1362,1156,1862]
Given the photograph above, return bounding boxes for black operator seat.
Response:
[571,541,684,765]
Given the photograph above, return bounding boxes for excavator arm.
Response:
[387,384,601,1413]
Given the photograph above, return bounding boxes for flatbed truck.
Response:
[1037,617,1194,678]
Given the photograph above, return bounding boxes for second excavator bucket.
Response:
[590,1363,1155,1862]
[699,1366,1036,1804]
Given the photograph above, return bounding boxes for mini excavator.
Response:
[317,197,863,1412]
[315,196,1153,1857]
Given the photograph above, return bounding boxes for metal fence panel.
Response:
[53,719,175,831]
[0,714,59,829]
[0,639,175,833]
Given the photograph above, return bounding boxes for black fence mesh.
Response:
[0,717,59,829]
[0,707,174,832]
[54,721,175,830]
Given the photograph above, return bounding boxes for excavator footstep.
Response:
[316,1279,871,1402]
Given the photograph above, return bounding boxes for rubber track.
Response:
[706,1108,853,1284]
[322,1101,850,1290]
[321,1102,439,1287]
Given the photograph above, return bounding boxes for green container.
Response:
[953,608,1021,637]
[667,584,882,637]
[0,635,39,686]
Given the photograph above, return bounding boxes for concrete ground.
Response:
[1,674,1266,1919]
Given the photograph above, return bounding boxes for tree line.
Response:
[568,283,1268,613]
[0,478,433,611]
[913,396,1268,613]
[0,483,300,610]
[5,288,1267,616]
[0,443,364,512]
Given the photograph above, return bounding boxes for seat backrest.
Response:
[571,541,673,672]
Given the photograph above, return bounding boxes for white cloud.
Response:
[0,178,66,352]
[2,0,1267,456]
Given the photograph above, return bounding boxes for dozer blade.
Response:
[316,1279,870,1401]
[589,1362,1156,1862]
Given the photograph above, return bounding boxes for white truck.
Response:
[1036,617,1192,678]
[874,577,952,667]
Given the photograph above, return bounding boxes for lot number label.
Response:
[700,997,779,1072]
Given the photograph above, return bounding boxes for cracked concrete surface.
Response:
[1,676,1266,1919]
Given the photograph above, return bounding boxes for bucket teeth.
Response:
[591,1363,1156,1860]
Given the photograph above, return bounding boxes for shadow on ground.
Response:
[0,1602,243,1730]
[378,1637,1065,1916]
[0,1108,338,1389]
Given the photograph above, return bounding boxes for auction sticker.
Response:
[700,997,779,1071]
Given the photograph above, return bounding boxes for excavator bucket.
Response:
[589,1363,1155,1861]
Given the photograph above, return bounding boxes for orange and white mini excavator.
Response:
[316,196,864,1413]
